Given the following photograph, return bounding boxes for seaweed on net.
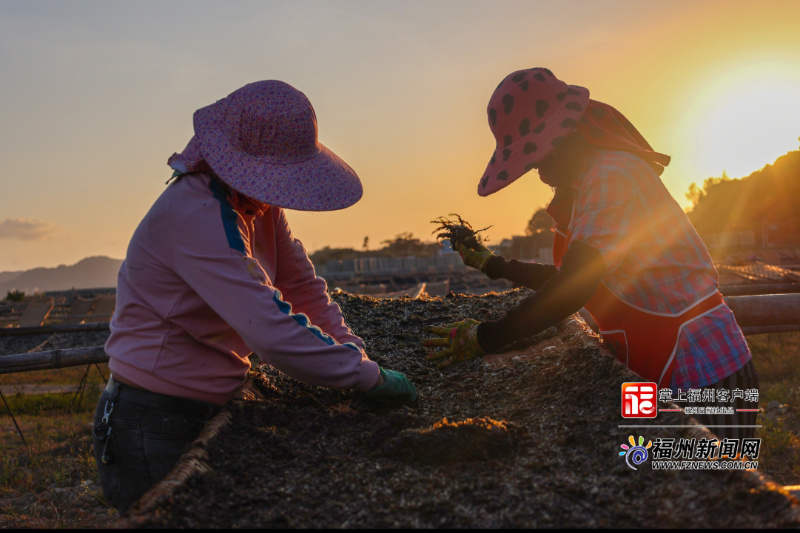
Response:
[130,291,800,529]
[431,213,493,248]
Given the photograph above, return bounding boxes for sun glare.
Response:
[685,64,800,180]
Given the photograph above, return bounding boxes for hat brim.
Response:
[194,101,363,212]
[478,85,589,197]
[202,136,363,212]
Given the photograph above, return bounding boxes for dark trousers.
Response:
[691,359,760,441]
[92,378,219,513]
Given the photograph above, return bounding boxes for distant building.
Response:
[505,233,555,263]
[44,287,116,303]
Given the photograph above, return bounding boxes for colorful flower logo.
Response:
[619,435,652,470]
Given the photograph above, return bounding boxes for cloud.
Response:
[0,218,61,241]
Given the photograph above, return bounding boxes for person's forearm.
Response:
[476,278,582,353]
[271,210,366,349]
[477,241,606,353]
[484,255,558,289]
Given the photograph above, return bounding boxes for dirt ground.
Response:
[0,481,117,529]
[124,290,800,528]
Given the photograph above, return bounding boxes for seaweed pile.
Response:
[124,290,799,528]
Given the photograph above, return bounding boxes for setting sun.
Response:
[682,61,800,181]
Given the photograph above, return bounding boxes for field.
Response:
[746,331,800,485]
[1,318,800,527]
[0,332,116,528]
[0,370,115,528]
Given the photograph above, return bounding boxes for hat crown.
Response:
[487,68,569,139]
[224,81,319,163]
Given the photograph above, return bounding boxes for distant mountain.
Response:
[0,256,123,295]
[0,270,24,284]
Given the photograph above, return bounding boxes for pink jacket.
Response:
[106,173,380,405]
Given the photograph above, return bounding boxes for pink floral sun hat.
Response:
[168,80,362,211]
[478,68,590,196]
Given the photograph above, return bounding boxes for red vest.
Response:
[549,195,724,389]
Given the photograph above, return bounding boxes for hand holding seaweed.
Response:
[431,214,492,250]
[432,214,495,272]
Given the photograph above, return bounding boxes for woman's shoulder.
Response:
[592,149,654,170]
[580,149,657,188]
[149,172,226,230]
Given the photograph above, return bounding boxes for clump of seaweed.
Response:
[431,213,492,248]
[379,416,529,465]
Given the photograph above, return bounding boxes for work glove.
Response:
[422,319,485,368]
[452,240,495,273]
[366,367,418,404]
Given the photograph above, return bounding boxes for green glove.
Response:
[453,240,494,273]
[366,368,418,403]
[422,319,485,368]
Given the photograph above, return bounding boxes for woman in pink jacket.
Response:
[93,80,416,513]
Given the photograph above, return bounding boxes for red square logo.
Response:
[622,382,657,418]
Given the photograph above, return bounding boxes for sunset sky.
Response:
[1,0,799,272]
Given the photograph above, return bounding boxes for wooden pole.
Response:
[0,345,108,375]
[0,295,797,375]
[720,283,800,296]
[723,294,800,328]
[0,322,110,338]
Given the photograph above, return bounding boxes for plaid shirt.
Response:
[566,150,751,391]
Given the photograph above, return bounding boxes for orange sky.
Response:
[1,0,799,272]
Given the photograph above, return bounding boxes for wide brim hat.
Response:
[182,80,362,211]
[478,68,590,197]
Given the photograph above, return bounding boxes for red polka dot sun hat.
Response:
[168,80,362,211]
[478,68,590,197]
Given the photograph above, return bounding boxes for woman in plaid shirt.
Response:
[423,68,757,440]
